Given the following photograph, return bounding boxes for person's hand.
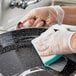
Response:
[16,6,57,29]
[32,29,75,56]
[16,6,64,29]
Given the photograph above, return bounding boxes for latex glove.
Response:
[32,30,75,56]
[16,6,64,29]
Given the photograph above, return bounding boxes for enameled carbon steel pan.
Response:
[0,28,47,76]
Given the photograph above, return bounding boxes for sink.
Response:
[0,0,76,34]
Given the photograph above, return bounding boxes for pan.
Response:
[0,28,76,76]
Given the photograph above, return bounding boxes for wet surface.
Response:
[0,28,76,76]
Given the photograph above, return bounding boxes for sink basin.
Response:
[0,0,76,34]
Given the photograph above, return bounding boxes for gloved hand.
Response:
[16,6,64,29]
[32,29,75,56]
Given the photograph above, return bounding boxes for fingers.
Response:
[22,12,36,24]
[26,18,54,27]
[23,18,45,28]
[23,19,35,28]
[37,44,49,52]
[40,50,50,57]
[32,18,44,27]
[16,15,56,29]
[16,19,35,29]
[22,17,36,25]
[17,15,56,29]
[36,21,44,27]
[39,45,54,57]
[23,18,44,28]
[16,22,24,30]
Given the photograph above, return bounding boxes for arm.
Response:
[71,33,76,51]
[17,6,76,29]
[62,6,76,25]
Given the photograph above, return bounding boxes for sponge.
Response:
[31,26,62,66]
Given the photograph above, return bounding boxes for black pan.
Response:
[0,28,47,76]
[0,28,76,76]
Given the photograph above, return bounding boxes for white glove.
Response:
[16,6,64,29]
[32,29,75,56]
[51,5,64,25]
